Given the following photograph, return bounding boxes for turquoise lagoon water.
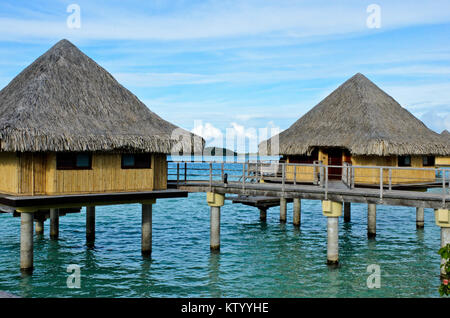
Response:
[0,191,445,298]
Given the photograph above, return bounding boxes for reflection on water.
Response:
[0,192,443,297]
[208,253,222,298]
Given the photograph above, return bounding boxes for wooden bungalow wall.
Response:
[352,155,435,185]
[0,152,19,194]
[0,152,167,195]
[436,156,450,166]
[284,150,436,185]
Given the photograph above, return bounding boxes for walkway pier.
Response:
[168,160,450,277]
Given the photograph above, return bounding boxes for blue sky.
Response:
[0,0,449,152]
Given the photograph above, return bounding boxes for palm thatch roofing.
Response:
[259,73,450,156]
[0,39,202,154]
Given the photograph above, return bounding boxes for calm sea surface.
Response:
[0,189,444,298]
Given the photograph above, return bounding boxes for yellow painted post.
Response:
[435,209,450,278]
[322,200,342,265]
[207,192,225,251]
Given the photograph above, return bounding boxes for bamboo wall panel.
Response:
[5,152,167,195]
[352,155,435,185]
[0,152,19,194]
[153,154,167,190]
[51,153,158,195]
[436,157,450,166]
[19,153,46,195]
[285,164,315,182]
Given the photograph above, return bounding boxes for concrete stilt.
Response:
[441,227,450,278]
[435,209,450,278]
[86,206,96,245]
[368,204,377,238]
[20,212,34,273]
[35,219,44,235]
[322,200,342,266]
[50,208,59,240]
[207,192,225,252]
[210,206,221,251]
[416,207,424,229]
[259,207,267,222]
[293,198,301,227]
[344,202,351,223]
[280,198,287,223]
[327,217,339,265]
[141,203,153,257]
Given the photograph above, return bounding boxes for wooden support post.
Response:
[280,197,287,223]
[207,192,225,252]
[322,200,342,266]
[327,216,339,265]
[35,218,44,235]
[86,206,96,246]
[20,212,34,273]
[141,203,153,258]
[368,204,377,238]
[210,206,221,251]
[416,207,424,229]
[50,208,59,240]
[344,202,351,223]
[293,166,297,186]
[259,207,267,222]
[293,198,301,227]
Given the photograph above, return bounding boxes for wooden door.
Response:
[327,149,342,180]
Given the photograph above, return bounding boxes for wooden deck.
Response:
[0,189,188,212]
[229,195,293,208]
[169,180,450,209]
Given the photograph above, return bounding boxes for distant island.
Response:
[203,147,238,156]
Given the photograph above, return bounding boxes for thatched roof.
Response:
[260,73,450,156]
[442,130,450,147]
[0,39,202,153]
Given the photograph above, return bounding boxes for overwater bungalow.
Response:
[0,39,199,196]
[436,130,450,167]
[259,73,450,185]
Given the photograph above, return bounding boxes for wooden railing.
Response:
[168,161,450,205]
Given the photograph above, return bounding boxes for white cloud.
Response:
[191,121,223,141]
[384,82,450,111]
[190,120,280,153]
[420,111,450,133]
